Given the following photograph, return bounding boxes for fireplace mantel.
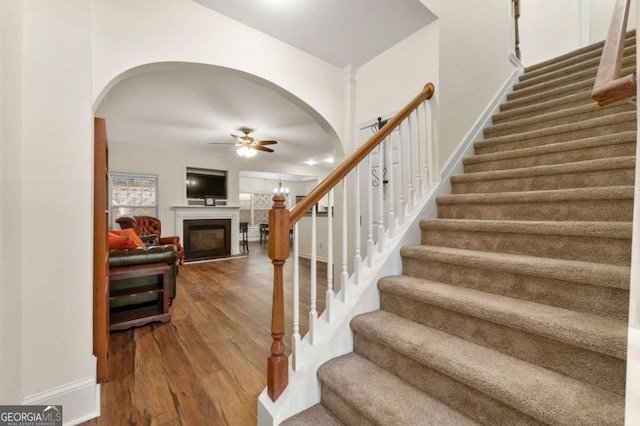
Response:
[171,205,241,256]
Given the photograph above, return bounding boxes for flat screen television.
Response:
[186,171,227,199]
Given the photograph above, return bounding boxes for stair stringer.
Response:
[257,65,524,426]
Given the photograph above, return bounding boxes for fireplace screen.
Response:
[183,219,231,261]
[190,228,225,252]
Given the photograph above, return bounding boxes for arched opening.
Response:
[92,61,341,385]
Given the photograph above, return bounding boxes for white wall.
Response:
[91,0,345,156]
[0,0,97,417]
[590,0,637,43]
[298,215,330,262]
[110,141,329,236]
[357,0,517,176]
[519,0,637,67]
[519,0,582,66]
[0,0,24,404]
[356,23,440,133]
[20,0,95,400]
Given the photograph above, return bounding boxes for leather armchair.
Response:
[116,215,184,264]
[109,245,178,305]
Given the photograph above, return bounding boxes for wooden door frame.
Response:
[93,117,109,382]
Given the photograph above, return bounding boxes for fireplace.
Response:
[172,205,240,256]
[183,219,231,261]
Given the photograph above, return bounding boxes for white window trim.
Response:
[109,172,160,229]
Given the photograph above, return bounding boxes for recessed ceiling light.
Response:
[305,160,317,166]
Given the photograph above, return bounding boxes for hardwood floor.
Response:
[82,242,328,426]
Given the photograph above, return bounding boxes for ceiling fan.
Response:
[210,127,278,157]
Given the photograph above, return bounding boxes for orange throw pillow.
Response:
[111,228,146,248]
[108,232,138,250]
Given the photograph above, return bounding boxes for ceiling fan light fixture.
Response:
[236,146,257,158]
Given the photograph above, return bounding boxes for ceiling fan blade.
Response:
[209,141,235,145]
[255,146,274,153]
[257,140,278,145]
[231,134,245,143]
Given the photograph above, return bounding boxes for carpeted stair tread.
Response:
[501,64,635,110]
[475,112,637,153]
[464,131,637,172]
[420,218,632,265]
[437,185,633,205]
[318,353,479,426]
[484,101,634,138]
[522,33,635,77]
[420,218,631,239]
[351,311,625,426]
[399,245,630,290]
[452,156,635,184]
[515,44,636,89]
[281,404,343,426]
[507,73,594,103]
[523,30,635,74]
[496,90,593,121]
[437,186,634,221]
[511,53,636,99]
[451,156,635,193]
[378,275,627,359]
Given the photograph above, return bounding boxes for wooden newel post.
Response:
[267,193,290,401]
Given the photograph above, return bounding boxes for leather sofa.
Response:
[109,244,178,308]
[115,215,185,264]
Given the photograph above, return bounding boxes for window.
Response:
[238,191,288,226]
[110,173,158,229]
[253,192,273,224]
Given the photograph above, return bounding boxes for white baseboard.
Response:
[23,356,100,426]
[296,253,328,263]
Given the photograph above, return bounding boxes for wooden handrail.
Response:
[266,82,435,401]
[592,0,636,106]
[290,83,435,225]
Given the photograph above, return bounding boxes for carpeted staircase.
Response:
[283,33,636,426]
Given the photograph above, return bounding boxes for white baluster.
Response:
[377,143,385,252]
[325,189,334,322]
[397,120,405,225]
[407,112,415,211]
[340,179,349,303]
[367,152,375,267]
[414,109,423,196]
[422,101,431,191]
[291,223,301,371]
[354,164,361,285]
[387,134,396,237]
[309,206,317,345]
[423,100,431,187]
